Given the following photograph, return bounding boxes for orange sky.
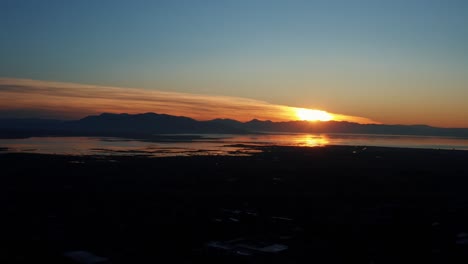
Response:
[0,78,376,124]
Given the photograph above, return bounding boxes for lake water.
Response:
[1,133,468,156]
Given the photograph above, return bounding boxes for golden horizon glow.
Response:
[0,78,379,125]
[295,108,333,122]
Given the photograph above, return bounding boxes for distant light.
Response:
[295,108,333,121]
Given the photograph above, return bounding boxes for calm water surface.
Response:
[1,133,468,156]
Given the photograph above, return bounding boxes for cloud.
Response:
[0,78,377,123]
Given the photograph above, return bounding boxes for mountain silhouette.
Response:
[71,112,247,135]
[1,112,468,138]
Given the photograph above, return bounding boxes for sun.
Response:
[295,108,333,121]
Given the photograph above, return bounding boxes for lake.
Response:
[1,133,468,156]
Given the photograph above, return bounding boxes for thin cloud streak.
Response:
[0,78,377,123]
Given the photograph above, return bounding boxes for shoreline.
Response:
[1,135,468,158]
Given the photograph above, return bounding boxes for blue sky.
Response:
[1,0,468,126]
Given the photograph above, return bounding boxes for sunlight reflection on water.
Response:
[0,133,468,156]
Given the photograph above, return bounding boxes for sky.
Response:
[1,0,467,127]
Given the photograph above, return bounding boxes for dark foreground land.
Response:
[1,145,468,263]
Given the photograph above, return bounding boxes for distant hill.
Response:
[241,120,468,138]
[207,118,468,138]
[1,112,468,138]
[71,112,247,135]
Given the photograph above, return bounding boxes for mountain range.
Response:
[1,112,468,138]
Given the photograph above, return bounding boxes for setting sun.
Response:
[295,108,333,122]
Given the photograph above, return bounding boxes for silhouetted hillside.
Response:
[71,112,247,135]
[242,120,468,137]
[1,112,468,138]
[0,113,247,138]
